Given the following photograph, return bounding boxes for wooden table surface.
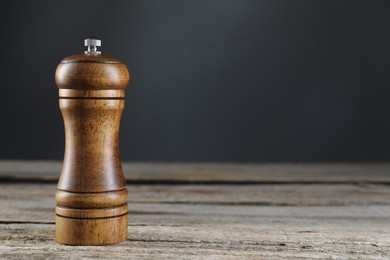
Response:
[1,161,390,259]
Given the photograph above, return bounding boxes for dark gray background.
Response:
[1,0,389,162]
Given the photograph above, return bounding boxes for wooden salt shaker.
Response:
[55,38,130,245]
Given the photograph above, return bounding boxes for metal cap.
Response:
[85,37,101,55]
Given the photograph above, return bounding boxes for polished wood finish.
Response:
[55,215,128,246]
[58,98,126,192]
[55,54,130,90]
[54,53,130,245]
[59,89,125,98]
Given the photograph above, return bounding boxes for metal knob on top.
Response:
[84,37,101,55]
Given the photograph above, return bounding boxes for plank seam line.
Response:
[0,221,55,225]
[1,177,390,185]
[126,238,287,246]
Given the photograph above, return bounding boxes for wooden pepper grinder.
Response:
[55,38,130,245]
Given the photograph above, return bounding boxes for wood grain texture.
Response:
[54,52,130,245]
[55,214,128,246]
[56,189,128,208]
[2,183,390,223]
[58,99,126,192]
[2,221,388,260]
[55,54,130,90]
[1,184,390,258]
[59,89,125,98]
[1,161,390,183]
[1,163,390,258]
[1,183,390,223]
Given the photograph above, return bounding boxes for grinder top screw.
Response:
[84,37,101,55]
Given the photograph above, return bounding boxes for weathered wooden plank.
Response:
[1,161,390,183]
[1,208,390,259]
[1,183,390,223]
[1,196,389,257]
[1,162,389,258]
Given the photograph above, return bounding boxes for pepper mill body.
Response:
[55,38,130,245]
